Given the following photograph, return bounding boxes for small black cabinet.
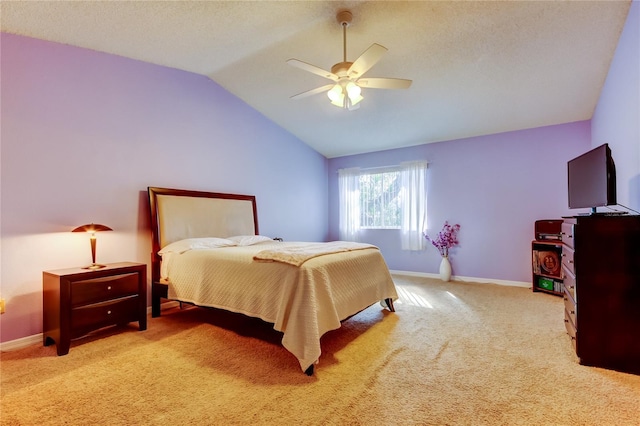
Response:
[532,219,564,295]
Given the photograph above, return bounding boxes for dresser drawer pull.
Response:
[107,286,112,290]
[107,310,112,315]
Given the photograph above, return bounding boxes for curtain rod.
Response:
[337,160,428,174]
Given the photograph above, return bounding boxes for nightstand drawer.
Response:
[72,273,139,307]
[71,296,140,338]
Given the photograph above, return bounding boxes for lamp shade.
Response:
[72,223,113,233]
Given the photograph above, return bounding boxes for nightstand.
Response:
[43,262,147,355]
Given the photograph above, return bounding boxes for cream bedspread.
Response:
[253,241,376,266]
[160,241,398,371]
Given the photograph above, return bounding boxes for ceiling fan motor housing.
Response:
[331,62,353,77]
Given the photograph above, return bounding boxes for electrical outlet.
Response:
[0,299,5,314]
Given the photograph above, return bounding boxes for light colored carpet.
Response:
[1,275,639,425]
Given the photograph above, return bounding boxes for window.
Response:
[339,161,428,250]
[359,169,401,229]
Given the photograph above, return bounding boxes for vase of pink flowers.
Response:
[424,221,461,282]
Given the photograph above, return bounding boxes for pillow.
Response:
[158,237,237,255]
[227,235,274,246]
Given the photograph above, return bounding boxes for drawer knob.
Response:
[107,310,112,315]
[107,286,112,290]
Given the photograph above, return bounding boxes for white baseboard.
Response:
[389,270,530,288]
[0,300,182,352]
[0,334,43,352]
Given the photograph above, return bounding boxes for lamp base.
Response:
[83,263,107,270]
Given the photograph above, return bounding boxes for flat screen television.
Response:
[567,143,617,214]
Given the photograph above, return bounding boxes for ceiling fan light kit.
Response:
[328,80,363,110]
[287,10,412,111]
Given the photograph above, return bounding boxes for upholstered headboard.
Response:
[147,187,259,283]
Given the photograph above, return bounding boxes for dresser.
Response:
[43,262,147,355]
[561,215,640,374]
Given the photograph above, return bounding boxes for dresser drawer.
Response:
[564,308,577,350]
[562,245,575,275]
[72,273,139,307]
[561,221,575,249]
[564,290,577,328]
[562,265,576,301]
[71,296,140,338]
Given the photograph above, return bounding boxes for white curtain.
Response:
[400,161,428,251]
[338,167,361,241]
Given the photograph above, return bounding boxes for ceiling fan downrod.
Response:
[337,10,352,63]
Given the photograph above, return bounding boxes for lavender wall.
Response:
[327,1,639,284]
[592,0,639,212]
[2,2,637,345]
[328,122,591,283]
[0,34,328,343]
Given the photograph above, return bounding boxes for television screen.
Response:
[567,143,616,211]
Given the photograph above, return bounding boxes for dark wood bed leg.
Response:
[152,290,161,317]
[151,282,167,318]
[304,364,315,376]
[384,298,395,312]
[152,282,169,317]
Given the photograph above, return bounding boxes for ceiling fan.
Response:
[287,10,412,111]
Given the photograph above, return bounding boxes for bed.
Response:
[147,187,398,374]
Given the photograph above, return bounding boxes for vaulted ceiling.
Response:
[1,1,631,158]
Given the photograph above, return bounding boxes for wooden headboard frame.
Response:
[147,187,259,316]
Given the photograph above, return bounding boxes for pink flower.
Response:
[424,221,461,257]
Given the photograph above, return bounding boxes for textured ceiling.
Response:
[1,1,632,158]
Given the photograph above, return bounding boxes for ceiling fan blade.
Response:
[347,43,388,78]
[290,84,335,100]
[357,78,412,89]
[287,59,339,81]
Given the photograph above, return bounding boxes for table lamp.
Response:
[72,223,113,269]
